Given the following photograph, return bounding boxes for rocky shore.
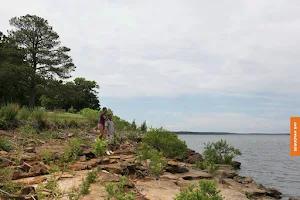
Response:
[0,131,297,200]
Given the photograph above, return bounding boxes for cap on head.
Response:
[103,107,107,110]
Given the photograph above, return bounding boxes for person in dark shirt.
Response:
[98,107,107,140]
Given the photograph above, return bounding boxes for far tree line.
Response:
[0,14,100,110]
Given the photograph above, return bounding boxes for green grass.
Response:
[47,112,88,122]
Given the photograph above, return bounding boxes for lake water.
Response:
[178,134,300,199]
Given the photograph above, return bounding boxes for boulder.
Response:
[258,184,282,199]
[181,168,213,180]
[231,161,241,169]
[186,153,203,164]
[165,161,189,174]
[233,176,253,184]
[80,155,87,162]
[24,147,35,153]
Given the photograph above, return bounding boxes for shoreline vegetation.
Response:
[1,105,295,200]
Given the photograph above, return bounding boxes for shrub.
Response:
[31,108,47,123]
[93,138,107,157]
[19,123,36,135]
[203,139,242,165]
[0,103,20,121]
[105,176,135,200]
[62,138,83,162]
[140,121,147,133]
[137,143,166,177]
[195,160,220,174]
[175,179,223,200]
[79,108,100,125]
[0,138,12,152]
[68,106,76,114]
[142,128,187,158]
[0,118,9,130]
[17,107,31,120]
[81,171,98,195]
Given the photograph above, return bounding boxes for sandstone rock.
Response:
[21,185,35,195]
[24,147,35,153]
[20,153,36,162]
[217,169,237,178]
[68,133,74,137]
[233,176,253,184]
[0,156,14,166]
[82,149,96,159]
[80,155,87,162]
[258,185,282,199]
[20,162,33,172]
[165,165,188,174]
[0,150,8,155]
[220,188,248,200]
[12,170,21,180]
[181,168,213,180]
[186,153,203,164]
[135,180,181,200]
[13,176,47,185]
[100,163,125,174]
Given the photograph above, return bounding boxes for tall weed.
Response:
[0,103,20,121]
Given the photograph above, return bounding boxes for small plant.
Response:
[244,192,252,199]
[62,138,83,163]
[175,179,223,200]
[105,176,135,200]
[41,151,55,164]
[68,106,76,113]
[137,143,166,178]
[203,139,242,165]
[17,107,31,120]
[31,108,47,123]
[80,171,98,195]
[0,103,20,121]
[19,123,36,135]
[195,160,220,174]
[36,179,61,199]
[142,128,188,158]
[93,138,107,157]
[0,137,12,152]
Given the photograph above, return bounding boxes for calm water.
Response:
[178,134,300,199]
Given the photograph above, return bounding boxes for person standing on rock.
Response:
[105,113,115,155]
[98,107,108,140]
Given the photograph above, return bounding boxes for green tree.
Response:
[140,121,147,133]
[8,14,75,107]
[131,119,137,130]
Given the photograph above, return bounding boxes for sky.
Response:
[1,0,299,133]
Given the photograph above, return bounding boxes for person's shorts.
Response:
[98,123,104,128]
[106,134,114,145]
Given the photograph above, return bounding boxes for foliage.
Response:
[68,106,76,113]
[142,128,188,158]
[203,139,242,165]
[174,179,223,200]
[80,171,98,195]
[0,138,12,152]
[17,106,31,120]
[131,119,137,130]
[41,151,55,164]
[0,118,9,130]
[79,108,100,125]
[30,108,47,123]
[105,176,135,200]
[195,160,219,174]
[93,138,107,157]
[9,14,75,107]
[137,143,166,177]
[0,103,20,121]
[36,178,61,199]
[19,123,36,135]
[62,138,83,162]
[140,121,147,133]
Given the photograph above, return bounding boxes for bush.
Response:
[0,118,9,130]
[19,123,36,135]
[79,108,100,125]
[31,108,47,123]
[105,176,135,200]
[93,138,107,157]
[0,103,20,121]
[0,138,12,152]
[137,143,166,177]
[175,179,223,200]
[81,171,98,195]
[195,160,219,174]
[68,106,77,114]
[62,138,83,162]
[142,128,187,158]
[203,139,242,165]
[17,107,31,120]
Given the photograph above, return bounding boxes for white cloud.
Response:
[0,0,299,98]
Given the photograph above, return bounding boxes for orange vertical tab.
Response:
[290,117,300,156]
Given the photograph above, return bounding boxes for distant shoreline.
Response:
[174,131,289,135]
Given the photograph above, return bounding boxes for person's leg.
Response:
[99,124,104,140]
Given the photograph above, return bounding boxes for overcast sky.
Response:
[1,0,299,133]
